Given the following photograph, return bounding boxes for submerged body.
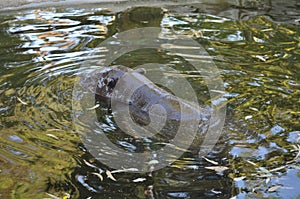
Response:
[95,65,210,138]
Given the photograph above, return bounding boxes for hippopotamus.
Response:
[94,65,211,139]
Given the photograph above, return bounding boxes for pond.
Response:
[0,1,299,198]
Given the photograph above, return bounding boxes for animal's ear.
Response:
[112,65,129,72]
[134,68,146,75]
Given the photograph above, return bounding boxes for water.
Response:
[0,1,299,199]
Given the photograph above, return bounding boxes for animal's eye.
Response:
[108,79,117,88]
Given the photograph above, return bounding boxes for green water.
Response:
[0,2,299,199]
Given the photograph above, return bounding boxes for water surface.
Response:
[0,2,299,199]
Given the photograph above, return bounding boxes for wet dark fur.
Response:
[95,65,210,136]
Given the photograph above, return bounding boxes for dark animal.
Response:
[95,65,211,138]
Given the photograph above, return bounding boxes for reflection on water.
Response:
[0,2,299,199]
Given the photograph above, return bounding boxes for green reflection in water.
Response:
[0,3,299,199]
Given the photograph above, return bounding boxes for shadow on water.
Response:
[0,1,299,198]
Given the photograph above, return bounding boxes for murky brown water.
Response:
[0,1,299,198]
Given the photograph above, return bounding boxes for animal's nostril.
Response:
[108,79,116,87]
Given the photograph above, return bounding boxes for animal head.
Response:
[95,65,145,102]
